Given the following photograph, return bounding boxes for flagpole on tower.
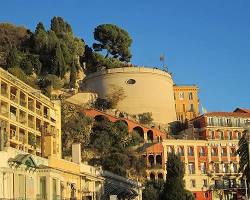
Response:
[160,53,168,72]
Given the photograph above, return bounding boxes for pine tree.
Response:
[160,153,194,200]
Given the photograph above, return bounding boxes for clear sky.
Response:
[1,0,250,112]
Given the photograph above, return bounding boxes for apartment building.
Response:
[146,111,248,200]
[173,84,199,122]
[0,68,143,200]
[0,67,61,158]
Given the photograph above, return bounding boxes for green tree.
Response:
[138,112,153,125]
[160,153,194,200]
[51,16,72,37]
[237,133,250,183]
[6,47,20,68]
[33,22,48,53]
[69,65,77,88]
[61,103,93,157]
[143,180,164,200]
[51,43,67,78]
[93,24,132,62]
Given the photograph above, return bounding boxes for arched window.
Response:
[227,131,232,140]
[133,126,144,139]
[211,148,218,156]
[188,146,194,156]
[209,130,215,139]
[156,155,162,166]
[148,155,154,167]
[158,173,163,180]
[168,146,174,154]
[178,146,184,156]
[150,173,155,180]
[147,130,153,142]
[199,147,205,156]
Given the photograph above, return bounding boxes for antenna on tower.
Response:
[160,53,168,71]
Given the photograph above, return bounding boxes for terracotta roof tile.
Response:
[205,112,250,118]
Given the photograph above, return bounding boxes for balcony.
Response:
[19,134,27,144]
[10,93,18,103]
[28,120,35,129]
[36,108,43,115]
[20,99,27,107]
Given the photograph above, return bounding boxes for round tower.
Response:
[81,67,177,125]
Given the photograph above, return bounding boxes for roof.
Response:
[204,112,250,118]
[233,108,250,113]
[8,154,37,168]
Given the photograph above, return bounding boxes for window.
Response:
[218,118,223,126]
[190,179,196,188]
[236,118,241,127]
[179,92,184,100]
[237,132,241,140]
[188,162,195,174]
[178,146,184,156]
[227,118,232,126]
[168,146,174,154]
[200,162,206,174]
[218,131,224,140]
[126,79,136,84]
[228,131,232,140]
[188,92,193,100]
[188,146,194,156]
[183,104,185,112]
[53,179,57,200]
[214,163,220,173]
[222,163,229,173]
[221,148,227,156]
[230,148,236,157]
[211,148,218,156]
[208,118,214,126]
[40,177,46,199]
[209,130,215,139]
[203,179,208,187]
[232,163,237,173]
[189,104,194,112]
[199,147,206,156]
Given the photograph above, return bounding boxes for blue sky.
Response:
[1,0,250,112]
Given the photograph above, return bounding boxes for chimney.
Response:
[72,143,81,164]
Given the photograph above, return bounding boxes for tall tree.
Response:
[51,16,72,37]
[51,43,67,78]
[160,153,194,200]
[237,133,250,183]
[6,47,19,68]
[93,24,132,62]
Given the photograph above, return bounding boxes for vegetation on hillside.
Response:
[61,102,146,180]
[0,18,133,96]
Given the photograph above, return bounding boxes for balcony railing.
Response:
[1,89,8,97]
[36,108,43,115]
[20,99,27,107]
[10,93,18,103]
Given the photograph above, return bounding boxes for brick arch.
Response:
[133,126,144,139]
[83,109,167,142]
[115,119,128,126]
[94,115,110,122]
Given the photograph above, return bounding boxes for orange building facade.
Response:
[146,111,249,200]
[173,84,199,122]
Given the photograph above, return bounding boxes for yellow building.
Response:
[173,84,199,122]
[0,67,61,158]
[0,68,143,200]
